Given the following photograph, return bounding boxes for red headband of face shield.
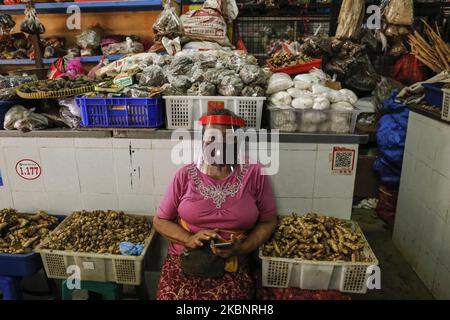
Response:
[198,115,246,127]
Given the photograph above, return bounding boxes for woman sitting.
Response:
[154,109,278,300]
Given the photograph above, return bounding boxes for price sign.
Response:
[15,159,42,180]
[208,101,225,111]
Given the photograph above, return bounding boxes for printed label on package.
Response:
[15,159,42,180]
[331,147,355,175]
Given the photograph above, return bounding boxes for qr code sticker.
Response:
[332,148,355,174]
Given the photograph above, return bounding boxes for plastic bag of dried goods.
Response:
[384,0,413,26]
[152,0,182,42]
[192,53,218,69]
[293,74,315,90]
[60,106,81,129]
[312,96,330,110]
[168,75,192,93]
[76,27,103,50]
[335,0,364,39]
[4,106,49,132]
[269,91,292,106]
[181,0,233,47]
[96,53,157,77]
[138,65,167,87]
[0,74,37,89]
[20,6,45,35]
[102,37,144,56]
[167,55,194,76]
[217,75,243,96]
[302,110,328,124]
[292,96,314,109]
[266,73,294,95]
[287,88,311,99]
[239,64,265,85]
[331,101,354,111]
[311,84,331,95]
[241,85,264,97]
[120,242,144,256]
[330,114,351,133]
[339,89,358,105]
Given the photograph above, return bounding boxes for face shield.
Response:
[195,114,247,175]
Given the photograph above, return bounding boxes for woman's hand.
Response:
[211,234,245,258]
[185,229,220,249]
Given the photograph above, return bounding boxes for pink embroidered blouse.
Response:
[156,163,277,255]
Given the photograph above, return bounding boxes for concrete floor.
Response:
[351,209,434,300]
[9,209,434,300]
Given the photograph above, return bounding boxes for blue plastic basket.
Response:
[422,83,444,107]
[0,215,65,277]
[76,97,164,128]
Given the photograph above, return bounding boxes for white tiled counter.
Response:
[0,130,367,220]
[393,111,450,299]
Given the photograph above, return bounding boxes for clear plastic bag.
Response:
[242,85,264,97]
[217,75,243,96]
[335,0,364,39]
[76,27,103,50]
[269,91,292,106]
[20,6,45,35]
[60,106,81,129]
[102,37,144,55]
[138,65,167,87]
[239,64,265,85]
[152,0,182,42]
[58,98,81,117]
[384,0,413,26]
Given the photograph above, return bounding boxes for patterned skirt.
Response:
[157,254,254,300]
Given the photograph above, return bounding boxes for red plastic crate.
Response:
[268,59,322,75]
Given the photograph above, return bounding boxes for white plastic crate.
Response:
[442,88,450,122]
[164,96,265,129]
[259,221,378,294]
[270,108,362,134]
[36,214,155,285]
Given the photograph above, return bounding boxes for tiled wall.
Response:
[393,111,450,299]
[0,137,359,219]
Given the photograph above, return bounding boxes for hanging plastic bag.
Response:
[0,13,15,35]
[20,6,45,35]
[60,58,85,78]
[152,0,182,42]
[391,54,423,86]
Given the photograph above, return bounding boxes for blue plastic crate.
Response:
[422,83,444,107]
[0,215,65,277]
[76,97,164,128]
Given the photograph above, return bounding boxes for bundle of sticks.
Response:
[408,19,450,73]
